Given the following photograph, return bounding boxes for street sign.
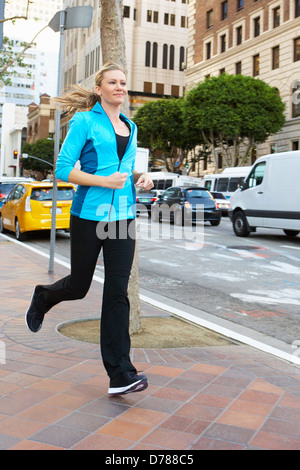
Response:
[49,6,93,32]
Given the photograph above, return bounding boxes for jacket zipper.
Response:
[103,108,131,222]
[108,158,121,222]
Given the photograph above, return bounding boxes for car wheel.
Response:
[0,214,6,233]
[283,229,299,237]
[15,218,26,241]
[232,211,250,237]
[210,218,221,226]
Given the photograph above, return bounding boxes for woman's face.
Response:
[95,69,127,108]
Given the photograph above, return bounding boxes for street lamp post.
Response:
[48,6,93,274]
[21,153,54,167]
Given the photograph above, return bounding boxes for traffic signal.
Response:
[13,150,18,159]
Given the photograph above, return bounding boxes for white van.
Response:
[150,171,202,195]
[229,151,300,237]
[203,166,252,199]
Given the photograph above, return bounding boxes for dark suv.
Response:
[151,186,221,226]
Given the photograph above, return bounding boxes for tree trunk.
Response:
[100,0,142,334]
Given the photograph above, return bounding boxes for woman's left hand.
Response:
[135,173,154,191]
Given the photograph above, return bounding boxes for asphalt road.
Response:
[14,215,300,346]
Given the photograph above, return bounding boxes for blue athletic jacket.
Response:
[55,102,137,222]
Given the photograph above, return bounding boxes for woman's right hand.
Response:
[105,172,128,189]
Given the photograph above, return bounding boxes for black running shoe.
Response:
[108,371,148,395]
[25,286,46,333]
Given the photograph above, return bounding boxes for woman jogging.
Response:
[25,62,153,396]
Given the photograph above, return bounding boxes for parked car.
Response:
[0,177,35,208]
[210,191,230,215]
[0,181,76,241]
[135,186,159,217]
[151,186,221,226]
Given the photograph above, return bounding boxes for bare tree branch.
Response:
[0,16,27,23]
[0,24,48,75]
[0,0,33,23]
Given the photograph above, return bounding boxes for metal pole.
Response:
[49,10,65,273]
[0,0,5,49]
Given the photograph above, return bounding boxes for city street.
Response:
[11,215,300,348]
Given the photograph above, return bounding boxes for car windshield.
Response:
[186,189,212,199]
[30,187,75,201]
[212,192,226,200]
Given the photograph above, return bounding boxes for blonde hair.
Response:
[55,62,126,114]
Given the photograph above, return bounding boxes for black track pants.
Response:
[40,215,136,379]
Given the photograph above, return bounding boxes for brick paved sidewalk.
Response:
[1,236,300,450]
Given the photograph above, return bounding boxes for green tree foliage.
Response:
[133,97,194,172]
[21,139,54,173]
[183,74,286,168]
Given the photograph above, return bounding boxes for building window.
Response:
[179,46,185,71]
[273,7,280,27]
[90,50,95,76]
[147,10,159,23]
[292,141,299,150]
[171,85,180,97]
[207,9,213,29]
[221,1,228,20]
[219,68,225,75]
[152,42,158,68]
[253,54,260,76]
[220,34,226,53]
[163,44,168,69]
[85,54,89,79]
[254,17,260,37]
[145,41,151,67]
[206,42,211,60]
[272,46,280,69]
[95,46,100,71]
[235,61,242,74]
[156,83,164,95]
[218,153,223,169]
[181,16,186,28]
[292,82,300,117]
[296,0,300,18]
[144,82,152,93]
[169,45,175,70]
[294,37,300,61]
[164,13,169,25]
[237,0,244,10]
[123,6,130,18]
[236,25,242,45]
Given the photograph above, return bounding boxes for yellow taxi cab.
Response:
[0,181,76,241]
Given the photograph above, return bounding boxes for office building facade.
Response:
[186,0,300,174]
